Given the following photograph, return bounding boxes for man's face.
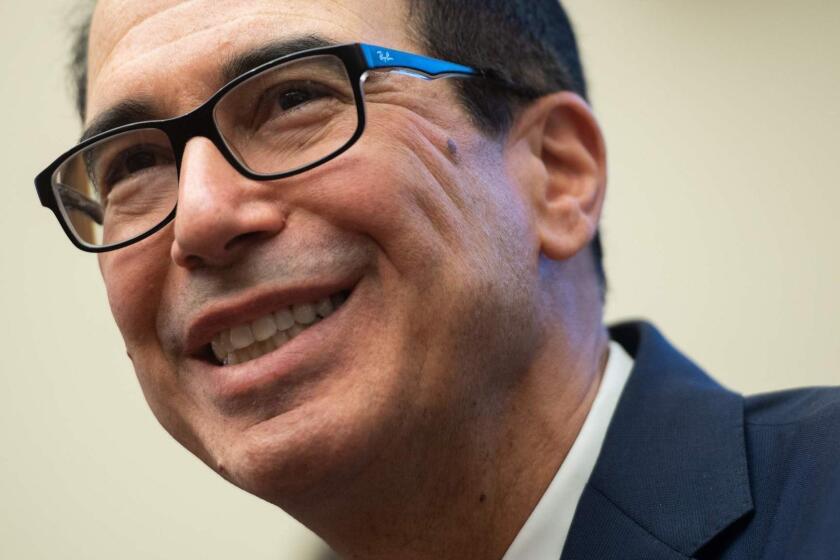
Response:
[89,0,541,507]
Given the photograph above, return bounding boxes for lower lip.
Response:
[186,283,360,404]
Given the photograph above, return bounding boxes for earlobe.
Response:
[514,92,607,262]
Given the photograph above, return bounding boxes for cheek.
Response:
[299,122,537,375]
[99,234,171,349]
[292,114,537,330]
[301,124,475,277]
[99,234,211,459]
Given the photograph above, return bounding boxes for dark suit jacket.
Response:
[560,321,840,560]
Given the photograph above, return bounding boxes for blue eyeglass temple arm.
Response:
[360,43,478,78]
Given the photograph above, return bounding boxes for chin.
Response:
[199,385,394,510]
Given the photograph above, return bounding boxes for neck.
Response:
[289,263,608,560]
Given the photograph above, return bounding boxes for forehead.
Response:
[87,0,411,122]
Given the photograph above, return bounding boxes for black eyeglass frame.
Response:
[34,42,491,253]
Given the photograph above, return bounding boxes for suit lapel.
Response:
[560,484,690,559]
[560,322,754,559]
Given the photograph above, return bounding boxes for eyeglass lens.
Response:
[51,54,358,248]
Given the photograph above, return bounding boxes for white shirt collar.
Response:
[501,340,635,560]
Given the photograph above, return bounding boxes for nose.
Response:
[171,137,287,269]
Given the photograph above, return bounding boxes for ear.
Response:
[508,92,607,262]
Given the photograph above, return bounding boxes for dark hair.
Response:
[69,0,606,298]
[69,2,92,123]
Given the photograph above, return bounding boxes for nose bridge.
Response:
[167,102,224,174]
[170,126,286,269]
[179,136,237,195]
[177,131,267,228]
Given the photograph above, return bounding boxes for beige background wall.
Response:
[2,1,837,558]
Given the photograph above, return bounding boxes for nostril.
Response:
[179,254,203,269]
[223,230,274,252]
[172,228,278,269]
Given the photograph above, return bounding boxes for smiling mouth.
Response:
[205,289,351,366]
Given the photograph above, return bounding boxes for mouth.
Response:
[200,289,352,367]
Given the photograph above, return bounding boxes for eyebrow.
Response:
[220,34,336,85]
[80,99,161,142]
[81,33,338,143]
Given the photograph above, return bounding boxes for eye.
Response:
[100,144,174,194]
[241,79,342,135]
[125,150,157,172]
[258,80,338,123]
[276,86,325,111]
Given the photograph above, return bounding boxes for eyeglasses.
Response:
[33,43,485,252]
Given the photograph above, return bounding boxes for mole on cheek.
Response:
[446,138,460,162]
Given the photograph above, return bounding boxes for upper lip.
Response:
[183,277,358,357]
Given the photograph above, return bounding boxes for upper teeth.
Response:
[210,292,346,366]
